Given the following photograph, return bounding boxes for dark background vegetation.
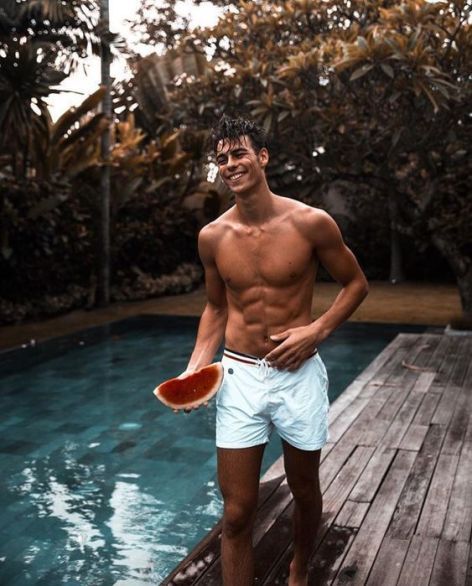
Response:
[0,0,469,324]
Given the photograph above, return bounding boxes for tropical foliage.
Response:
[158,0,471,314]
[1,0,470,323]
[0,3,211,323]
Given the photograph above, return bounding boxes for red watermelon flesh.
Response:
[154,363,224,409]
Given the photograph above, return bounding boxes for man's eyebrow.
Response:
[216,147,248,159]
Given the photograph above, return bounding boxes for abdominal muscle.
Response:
[223,281,314,358]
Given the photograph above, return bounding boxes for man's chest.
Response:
[215,229,315,290]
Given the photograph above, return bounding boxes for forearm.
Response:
[186,303,228,371]
[310,278,369,343]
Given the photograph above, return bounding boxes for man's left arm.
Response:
[266,210,369,370]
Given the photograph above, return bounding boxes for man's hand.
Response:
[265,325,319,371]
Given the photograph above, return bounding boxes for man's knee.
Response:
[223,500,257,538]
[288,479,321,506]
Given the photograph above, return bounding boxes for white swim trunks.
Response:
[216,348,329,451]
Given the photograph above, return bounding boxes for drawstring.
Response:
[255,357,271,381]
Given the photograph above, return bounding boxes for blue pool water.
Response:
[0,316,425,585]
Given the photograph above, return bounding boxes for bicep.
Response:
[313,212,364,286]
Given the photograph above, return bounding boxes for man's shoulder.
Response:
[278,196,331,226]
[199,206,236,242]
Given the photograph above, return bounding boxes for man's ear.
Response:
[259,147,269,169]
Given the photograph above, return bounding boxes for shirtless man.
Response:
[181,116,369,586]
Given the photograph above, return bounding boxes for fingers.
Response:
[173,401,210,414]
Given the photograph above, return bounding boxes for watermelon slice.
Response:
[153,362,224,410]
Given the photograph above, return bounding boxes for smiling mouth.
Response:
[228,172,245,182]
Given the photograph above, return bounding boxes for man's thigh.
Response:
[217,444,266,506]
[282,439,321,496]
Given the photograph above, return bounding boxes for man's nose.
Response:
[227,156,238,169]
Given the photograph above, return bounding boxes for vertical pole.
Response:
[97,0,111,306]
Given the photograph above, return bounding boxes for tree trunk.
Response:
[456,267,472,317]
[388,193,405,284]
[97,0,111,307]
[431,233,472,318]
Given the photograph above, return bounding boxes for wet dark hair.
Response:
[210,115,268,155]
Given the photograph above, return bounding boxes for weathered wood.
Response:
[378,388,425,449]
[331,450,416,586]
[327,334,409,425]
[429,336,461,392]
[388,424,447,540]
[442,414,472,542]
[432,339,470,424]
[162,332,471,586]
[441,385,471,455]
[335,500,370,529]
[319,437,359,490]
[411,371,437,393]
[396,535,439,586]
[322,446,376,524]
[365,536,410,586]
[415,453,460,538]
[398,423,429,451]
[429,539,470,586]
[349,447,396,503]
[413,391,441,425]
[308,524,358,586]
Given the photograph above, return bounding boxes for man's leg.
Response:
[282,440,322,586]
[217,444,266,586]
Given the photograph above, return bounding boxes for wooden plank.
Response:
[415,453,460,538]
[411,371,437,393]
[449,339,472,387]
[349,447,396,503]
[328,395,372,444]
[429,336,461,392]
[253,501,295,584]
[331,450,417,586]
[252,480,293,544]
[378,388,425,449]
[365,536,410,586]
[442,414,472,542]
[466,544,472,586]
[322,446,376,524]
[388,424,447,540]
[413,391,441,425]
[356,333,414,383]
[335,500,370,529]
[441,385,470,455]
[429,539,470,586]
[319,437,358,491]
[309,524,358,586]
[327,333,411,424]
[396,535,439,586]
[431,339,470,424]
[398,423,429,451]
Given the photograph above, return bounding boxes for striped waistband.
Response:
[223,347,318,366]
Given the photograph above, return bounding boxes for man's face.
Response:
[215,135,268,193]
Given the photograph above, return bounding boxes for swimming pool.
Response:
[0,316,425,585]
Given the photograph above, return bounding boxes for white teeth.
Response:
[229,173,244,180]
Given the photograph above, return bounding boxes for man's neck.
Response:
[234,183,276,226]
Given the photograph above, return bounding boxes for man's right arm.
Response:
[185,225,227,373]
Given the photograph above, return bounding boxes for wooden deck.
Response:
[162,333,472,586]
